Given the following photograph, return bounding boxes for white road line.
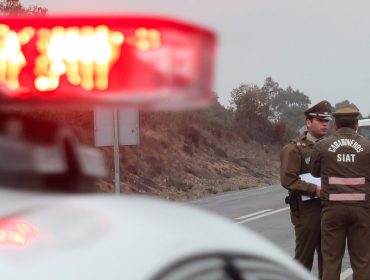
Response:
[340,268,353,280]
[187,184,279,204]
[235,209,273,220]
[236,208,353,280]
[236,206,289,224]
[255,185,276,191]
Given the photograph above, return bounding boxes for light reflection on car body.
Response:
[0,219,38,246]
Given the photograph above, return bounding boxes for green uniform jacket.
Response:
[309,127,370,206]
[280,131,317,198]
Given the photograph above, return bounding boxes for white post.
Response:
[113,107,120,196]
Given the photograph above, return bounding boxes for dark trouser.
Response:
[290,198,323,280]
[321,204,370,280]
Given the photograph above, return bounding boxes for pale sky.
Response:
[21,0,370,116]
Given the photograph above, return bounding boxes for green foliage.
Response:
[272,86,310,112]
[261,77,279,96]
[229,82,275,143]
[178,124,201,145]
[230,83,273,121]
[222,171,231,178]
[140,93,232,130]
[0,0,48,16]
[332,100,363,119]
[229,77,310,143]
[204,92,233,125]
[0,0,23,15]
[213,146,227,158]
[326,99,364,136]
[166,176,193,192]
[272,85,311,139]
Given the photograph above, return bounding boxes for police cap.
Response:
[332,105,359,120]
[304,100,332,120]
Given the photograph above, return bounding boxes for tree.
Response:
[0,0,47,16]
[332,100,363,119]
[203,92,233,125]
[260,76,279,119]
[268,79,311,139]
[229,80,285,143]
[229,83,269,143]
[260,77,284,118]
[229,77,311,143]
[326,100,364,136]
[230,83,274,122]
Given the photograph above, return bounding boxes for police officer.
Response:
[309,105,370,280]
[280,100,332,280]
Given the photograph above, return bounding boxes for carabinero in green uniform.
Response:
[280,100,332,280]
[309,105,370,280]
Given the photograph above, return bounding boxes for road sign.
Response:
[94,107,139,195]
[94,107,139,147]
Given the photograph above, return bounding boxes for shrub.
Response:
[183,144,193,156]
[145,156,163,177]
[178,124,201,145]
[184,166,197,176]
[166,176,194,192]
[213,147,227,158]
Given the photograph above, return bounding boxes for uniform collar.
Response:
[299,131,308,140]
[306,132,319,143]
[336,127,357,133]
[299,131,319,144]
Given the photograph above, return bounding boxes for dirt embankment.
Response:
[96,122,282,201]
[11,108,282,201]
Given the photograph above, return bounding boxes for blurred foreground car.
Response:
[0,188,314,280]
[0,15,314,280]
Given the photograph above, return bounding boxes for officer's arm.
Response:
[309,144,322,178]
[280,143,317,197]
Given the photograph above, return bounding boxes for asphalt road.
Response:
[187,184,352,280]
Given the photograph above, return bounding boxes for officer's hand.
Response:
[315,185,321,198]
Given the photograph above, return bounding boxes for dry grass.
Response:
[15,107,282,201]
[96,120,281,201]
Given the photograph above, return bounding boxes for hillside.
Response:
[95,112,282,201]
[17,105,283,201]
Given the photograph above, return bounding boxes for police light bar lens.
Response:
[0,16,216,109]
[34,25,126,92]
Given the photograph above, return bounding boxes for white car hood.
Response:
[0,189,313,280]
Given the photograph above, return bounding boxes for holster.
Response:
[285,195,299,217]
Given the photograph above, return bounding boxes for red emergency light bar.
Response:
[0,16,216,110]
